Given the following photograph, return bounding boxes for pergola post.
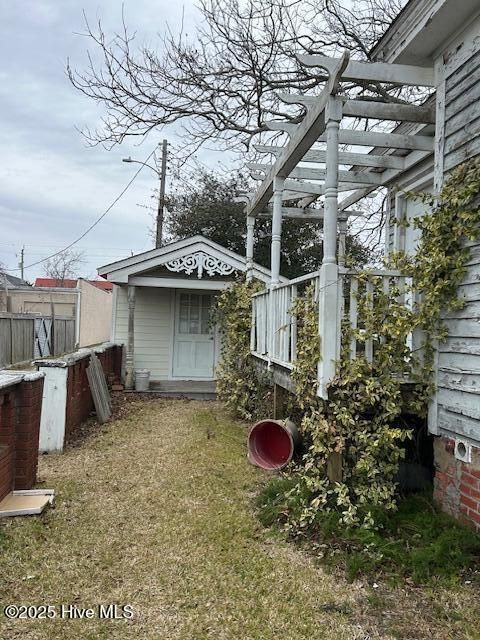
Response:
[246,215,255,282]
[318,97,342,398]
[338,217,347,267]
[125,284,136,390]
[271,176,285,286]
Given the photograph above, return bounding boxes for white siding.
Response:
[114,286,173,380]
[432,16,480,445]
[436,240,480,443]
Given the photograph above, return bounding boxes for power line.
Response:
[6,147,157,273]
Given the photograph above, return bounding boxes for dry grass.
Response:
[0,399,478,640]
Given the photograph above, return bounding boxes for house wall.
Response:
[439,14,480,175]
[114,285,174,380]
[6,289,77,316]
[113,284,223,381]
[385,10,480,528]
[77,279,113,347]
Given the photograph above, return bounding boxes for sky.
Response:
[0,0,217,281]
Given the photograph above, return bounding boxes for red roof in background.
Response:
[34,278,113,291]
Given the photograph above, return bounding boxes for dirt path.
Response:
[0,399,477,639]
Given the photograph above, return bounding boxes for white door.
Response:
[172,291,216,378]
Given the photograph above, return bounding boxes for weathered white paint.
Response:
[246,216,255,281]
[248,163,385,186]
[254,144,406,170]
[376,8,480,445]
[38,366,68,452]
[299,54,435,87]
[279,93,435,123]
[271,176,285,285]
[99,235,274,285]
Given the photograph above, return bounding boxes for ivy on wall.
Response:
[283,159,480,529]
[214,278,273,421]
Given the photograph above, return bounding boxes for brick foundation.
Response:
[0,375,44,500]
[433,436,480,530]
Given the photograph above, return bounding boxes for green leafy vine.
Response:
[283,159,480,530]
[214,277,273,421]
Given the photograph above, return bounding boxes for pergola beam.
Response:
[246,53,350,217]
[298,55,435,87]
[258,206,363,221]
[279,93,435,123]
[322,128,434,151]
[264,123,434,151]
[248,163,385,186]
[338,148,433,210]
[254,144,405,170]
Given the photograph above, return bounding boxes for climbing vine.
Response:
[281,159,480,530]
[214,277,273,421]
[214,161,480,529]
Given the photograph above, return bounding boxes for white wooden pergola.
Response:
[244,51,436,397]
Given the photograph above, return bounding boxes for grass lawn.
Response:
[0,398,478,639]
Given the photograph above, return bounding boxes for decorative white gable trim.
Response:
[99,234,284,285]
[165,251,236,279]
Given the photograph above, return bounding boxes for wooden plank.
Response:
[444,115,480,155]
[325,129,434,151]
[298,55,435,87]
[86,351,112,423]
[437,406,480,443]
[279,93,435,123]
[445,100,480,138]
[0,318,12,366]
[445,58,480,105]
[254,144,405,169]
[445,79,480,123]
[264,125,435,151]
[349,277,358,361]
[249,162,384,186]
[365,279,374,364]
[290,284,298,362]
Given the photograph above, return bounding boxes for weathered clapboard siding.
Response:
[443,28,480,173]
[436,235,480,442]
[114,286,173,379]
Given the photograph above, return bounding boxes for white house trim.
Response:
[99,235,280,285]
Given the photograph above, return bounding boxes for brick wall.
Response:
[433,436,480,530]
[63,344,123,444]
[14,378,44,490]
[0,375,44,501]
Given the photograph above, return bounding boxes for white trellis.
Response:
[243,51,435,397]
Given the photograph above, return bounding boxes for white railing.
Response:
[251,270,320,369]
[338,267,414,366]
[251,266,413,380]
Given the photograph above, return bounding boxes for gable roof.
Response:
[98,235,283,285]
[0,272,31,289]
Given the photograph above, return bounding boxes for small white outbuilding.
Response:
[98,235,275,392]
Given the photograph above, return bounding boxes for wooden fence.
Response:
[0,314,76,367]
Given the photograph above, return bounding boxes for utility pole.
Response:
[156,139,168,248]
[19,246,24,280]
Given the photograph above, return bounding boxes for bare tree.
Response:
[43,249,85,286]
[68,0,409,156]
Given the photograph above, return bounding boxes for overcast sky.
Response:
[0,0,217,281]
